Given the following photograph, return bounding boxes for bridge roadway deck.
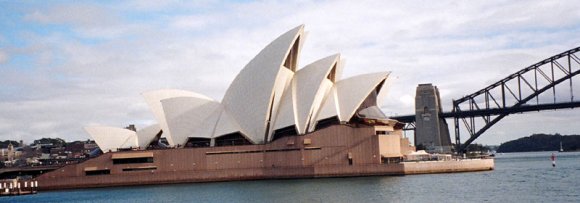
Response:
[391,101,580,123]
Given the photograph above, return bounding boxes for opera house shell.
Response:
[85,25,392,151]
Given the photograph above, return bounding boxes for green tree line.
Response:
[497,133,580,152]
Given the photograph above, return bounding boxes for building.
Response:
[84,25,401,152]
[35,25,492,190]
[1,143,22,167]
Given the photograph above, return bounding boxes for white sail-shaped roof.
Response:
[267,68,295,137]
[376,75,393,108]
[295,55,339,134]
[358,106,388,120]
[142,89,211,146]
[85,25,396,149]
[221,25,304,144]
[272,54,340,136]
[335,72,391,122]
[136,124,161,149]
[313,58,346,124]
[84,126,138,153]
[213,109,245,139]
[161,97,222,146]
[315,86,340,122]
[307,80,334,132]
[268,79,296,140]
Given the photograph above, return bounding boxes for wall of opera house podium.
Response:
[35,124,494,190]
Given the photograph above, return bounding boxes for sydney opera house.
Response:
[36,25,493,190]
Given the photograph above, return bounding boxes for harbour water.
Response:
[3,151,579,202]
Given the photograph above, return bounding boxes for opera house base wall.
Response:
[35,160,493,191]
[35,125,494,191]
[402,159,494,175]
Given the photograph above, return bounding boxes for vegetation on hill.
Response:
[0,138,87,149]
[0,140,20,148]
[497,133,580,153]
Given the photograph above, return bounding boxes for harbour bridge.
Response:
[392,46,580,153]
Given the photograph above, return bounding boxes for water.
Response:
[4,151,579,202]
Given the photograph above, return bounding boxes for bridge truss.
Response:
[451,46,580,153]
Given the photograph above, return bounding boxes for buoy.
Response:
[551,153,556,167]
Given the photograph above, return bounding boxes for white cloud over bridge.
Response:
[1,0,580,145]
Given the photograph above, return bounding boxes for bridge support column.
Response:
[415,84,453,153]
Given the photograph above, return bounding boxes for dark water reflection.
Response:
[5,151,579,202]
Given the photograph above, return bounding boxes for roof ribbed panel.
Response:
[273,54,340,135]
[294,54,340,134]
[270,78,297,139]
[142,89,211,146]
[335,72,391,122]
[376,76,393,108]
[213,109,245,139]
[266,68,295,139]
[161,97,222,146]
[84,126,137,153]
[315,86,340,122]
[307,79,334,132]
[136,124,161,149]
[221,25,304,144]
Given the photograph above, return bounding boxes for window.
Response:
[122,166,157,172]
[315,116,340,130]
[348,152,353,165]
[185,138,211,148]
[113,157,153,165]
[85,169,110,176]
[271,125,298,141]
[215,132,252,146]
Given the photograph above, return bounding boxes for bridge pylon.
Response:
[414,84,453,153]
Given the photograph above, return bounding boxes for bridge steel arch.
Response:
[452,46,580,153]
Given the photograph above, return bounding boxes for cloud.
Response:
[169,15,212,30]
[1,0,580,145]
[23,3,146,39]
[0,50,7,64]
[121,0,216,11]
[24,3,117,27]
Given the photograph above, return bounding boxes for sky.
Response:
[1,0,580,145]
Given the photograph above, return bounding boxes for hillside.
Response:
[497,134,580,153]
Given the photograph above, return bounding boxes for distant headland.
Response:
[497,133,580,153]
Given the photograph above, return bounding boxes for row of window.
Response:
[112,157,154,165]
[85,165,158,176]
